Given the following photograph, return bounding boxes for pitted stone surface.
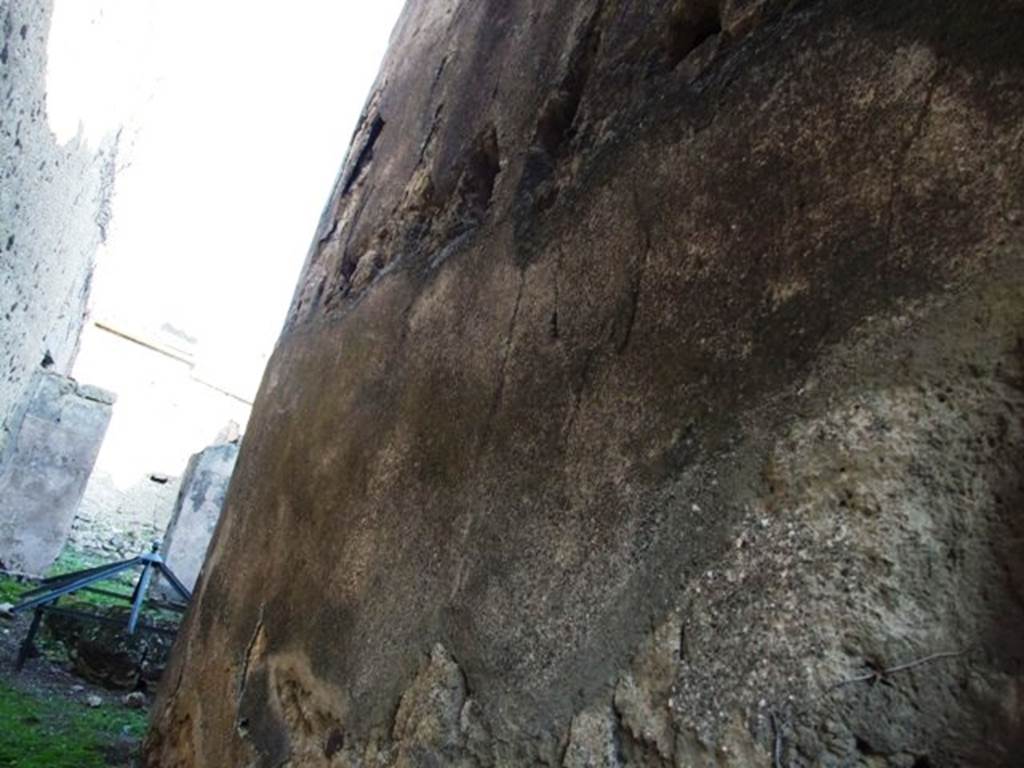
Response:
[147,1,1024,765]
[0,0,117,457]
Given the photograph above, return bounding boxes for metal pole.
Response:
[155,562,192,602]
[13,558,142,613]
[16,608,43,670]
[127,562,153,635]
[19,561,140,598]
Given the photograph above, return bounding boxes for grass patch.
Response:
[42,549,183,620]
[0,682,146,767]
[0,575,28,604]
[46,551,139,608]
[0,553,131,612]
[46,550,110,578]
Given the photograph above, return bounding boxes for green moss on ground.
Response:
[1,559,127,613]
[45,551,138,609]
[0,550,133,608]
[0,682,146,767]
[0,574,27,604]
[46,550,109,577]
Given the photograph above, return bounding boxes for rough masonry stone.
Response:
[0,370,114,574]
[0,0,118,458]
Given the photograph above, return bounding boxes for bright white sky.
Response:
[48,0,405,399]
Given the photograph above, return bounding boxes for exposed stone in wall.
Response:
[0,0,118,456]
[0,370,114,574]
[157,441,239,597]
[147,0,1024,765]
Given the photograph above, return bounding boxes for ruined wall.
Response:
[148,1,1024,766]
[0,370,114,573]
[69,321,251,561]
[70,470,182,561]
[157,441,239,597]
[0,0,117,457]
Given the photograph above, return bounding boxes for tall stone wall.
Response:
[147,1,1024,766]
[0,0,117,457]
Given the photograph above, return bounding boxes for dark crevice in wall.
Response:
[338,251,357,284]
[456,126,501,225]
[314,123,502,314]
[517,0,606,218]
[341,114,386,197]
[415,102,445,169]
[854,735,883,758]
[666,1,722,68]
[324,729,345,759]
[311,277,325,310]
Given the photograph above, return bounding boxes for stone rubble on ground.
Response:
[123,692,147,709]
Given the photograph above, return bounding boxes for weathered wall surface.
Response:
[158,441,239,597]
[0,0,117,457]
[0,370,114,574]
[148,1,1024,766]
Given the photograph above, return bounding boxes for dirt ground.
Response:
[0,583,151,767]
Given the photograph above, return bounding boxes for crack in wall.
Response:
[481,266,526,448]
[617,182,655,354]
[550,245,563,340]
[883,58,946,255]
[562,344,600,444]
[341,114,387,197]
[415,102,445,169]
[237,602,266,701]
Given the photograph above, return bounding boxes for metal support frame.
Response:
[11,542,191,671]
[15,608,44,671]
